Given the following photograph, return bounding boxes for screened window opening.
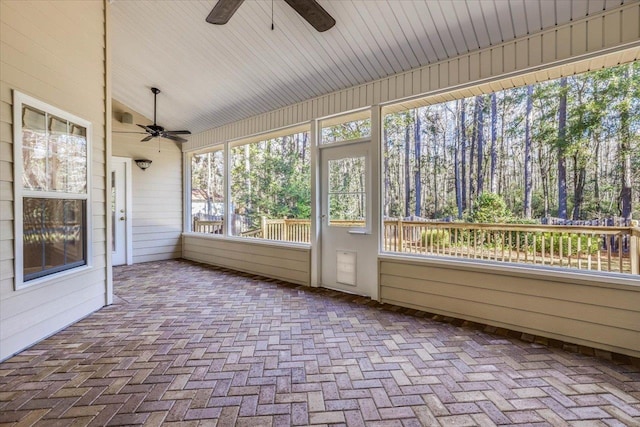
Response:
[328,156,367,226]
[191,149,224,234]
[230,131,311,242]
[321,112,371,145]
[383,61,640,276]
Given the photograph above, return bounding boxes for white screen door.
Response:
[320,142,377,296]
[111,157,131,266]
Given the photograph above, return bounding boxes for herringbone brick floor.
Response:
[1,260,639,426]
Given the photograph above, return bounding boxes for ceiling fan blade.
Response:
[137,124,152,132]
[284,0,335,32]
[206,0,244,24]
[141,135,154,142]
[165,130,192,135]
[163,134,189,143]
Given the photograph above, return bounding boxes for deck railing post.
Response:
[261,216,267,239]
[631,228,639,275]
[397,219,403,252]
[283,217,289,242]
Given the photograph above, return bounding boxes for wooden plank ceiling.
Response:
[111,0,632,134]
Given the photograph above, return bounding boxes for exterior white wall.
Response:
[183,234,311,286]
[112,100,183,263]
[0,0,109,360]
[379,256,640,358]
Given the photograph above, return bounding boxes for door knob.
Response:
[119,216,126,221]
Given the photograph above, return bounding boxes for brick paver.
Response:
[1,259,639,426]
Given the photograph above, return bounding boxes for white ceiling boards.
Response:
[111,0,636,136]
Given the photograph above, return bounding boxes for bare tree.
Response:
[414,110,422,216]
[404,117,411,217]
[557,77,568,219]
[476,95,485,196]
[524,85,533,219]
[490,93,498,193]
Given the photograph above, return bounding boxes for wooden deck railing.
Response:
[384,220,639,275]
[193,219,223,234]
[262,218,310,243]
[193,217,640,274]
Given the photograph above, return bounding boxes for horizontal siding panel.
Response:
[379,259,640,357]
[133,238,181,249]
[133,225,183,235]
[185,235,310,262]
[2,280,105,328]
[380,286,639,356]
[133,244,181,256]
[183,235,310,285]
[185,241,309,273]
[380,261,640,311]
[133,231,181,242]
[0,259,13,282]
[132,218,182,227]
[0,294,104,361]
[0,240,12,260]
[0,200,13,220]
[380,273,638,331]
[1,266,106,316]
[184,250,309,285]
[133,252,181,263]
[132,210,182,219]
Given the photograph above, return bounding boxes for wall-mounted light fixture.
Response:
[120,112,133,124]
[135,159,152,171]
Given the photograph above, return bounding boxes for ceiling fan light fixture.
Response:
[135,159,152,170]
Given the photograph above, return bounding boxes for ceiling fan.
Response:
[206,0,335,32]
[116,87,191,143]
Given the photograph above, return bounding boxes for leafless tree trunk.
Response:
[524,85,533,219]
[557,77,568,219]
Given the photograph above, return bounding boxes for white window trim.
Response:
[13,91,93,290]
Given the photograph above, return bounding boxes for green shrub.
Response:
[537,232,600,255]
[421,229,451,248]
[468,193,513,223]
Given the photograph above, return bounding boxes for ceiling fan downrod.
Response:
[151,87,160,126]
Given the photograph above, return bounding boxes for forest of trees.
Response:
[384,62,640,223]
[230,133,311,224]
[191,133,311,231]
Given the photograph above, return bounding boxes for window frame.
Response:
[378,64,640,279]
[319,109,371,145]
[189,147,226,235]
[13,91,93,290]
[227,125,311,243]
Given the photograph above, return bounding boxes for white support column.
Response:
[224,142,232,237]
[183,152,193,233]
[310,119,320,287]
[370,104,381,301]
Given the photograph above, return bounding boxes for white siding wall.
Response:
[183,234,311,286]
[0,1,108,360]
[185,3,640,150]
[112,100,182,263]
[379,257,640,358]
